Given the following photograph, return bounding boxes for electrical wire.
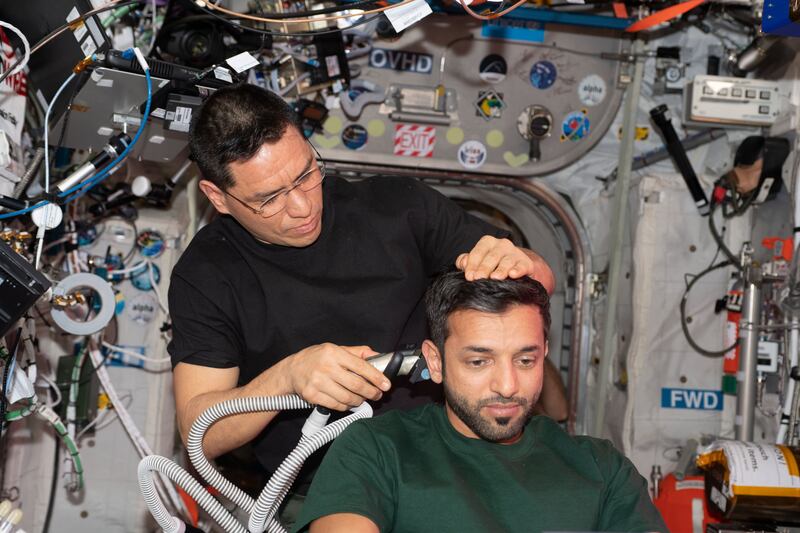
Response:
[41,434,59,533]
[37,374,63,409]
[708,203,742,271]
[680,259,737,357]
[101,341,171,366]
[198,5,385,37]
[44,72,78,194]
[59,63,152,198]
[457,0,532,20]
[30,0,142,56]
[199,0,415,24]
[148,261,169,315]
[75,393,133,441]
[250,0,385,18]
[0,21,30,77]
[0,50,152,220]
[0,328,22,434]
[0,1,142,87]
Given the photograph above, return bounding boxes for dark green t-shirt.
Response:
[294,404,667,533]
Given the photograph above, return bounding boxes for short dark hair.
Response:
[425,271,551,353]
[188,83,303,190]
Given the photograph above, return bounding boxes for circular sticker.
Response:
[446,127,465,146]
[98,254,125,282]
[366,119,386,137]
[128,293,158,325]
[578,75,606,107]
[458,140,487,170]
[529,61,557,90]
[137,230,165,258]
[322,116,343,135]
[486,129,504,148]
[341,124,368,150]
[479,54,507,84]
[131,263,160,291]
[561,110,591,142]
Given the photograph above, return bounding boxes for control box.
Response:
[0,239,51,337]
[685,75,784,127]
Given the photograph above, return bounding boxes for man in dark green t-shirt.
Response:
[294,272,667,533]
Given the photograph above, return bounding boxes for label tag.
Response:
[384,0,433,33]
[213,67,233,83]
[226,51,259,73]
[394,124,435,157]
[702,442,800,496]
[661,387,723,410]
[169,106,193,133]
[369,48,433,74]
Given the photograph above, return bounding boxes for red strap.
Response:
[625,0,706,32]
[612,2,628,18]
[178,486,200,526]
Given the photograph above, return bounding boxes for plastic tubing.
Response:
[248,403,373,533]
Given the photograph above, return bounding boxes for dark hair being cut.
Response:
[425,270,551,354]
[188,83,303,191]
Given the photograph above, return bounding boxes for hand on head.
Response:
[456,236,555,294]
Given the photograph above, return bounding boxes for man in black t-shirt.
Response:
[168,84,555,482]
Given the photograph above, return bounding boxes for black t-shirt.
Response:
[168,175,506,477]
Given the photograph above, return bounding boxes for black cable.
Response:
[708,203,742,272]
[0,1,146,86]
[248,0,386,19]
[42,436,60,533]
[52,71,87,156]
[680,260,737,357]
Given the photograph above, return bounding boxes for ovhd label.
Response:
[369,48,433,74]
[661,388,723,411]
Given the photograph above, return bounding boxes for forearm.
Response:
[179,357,294,459]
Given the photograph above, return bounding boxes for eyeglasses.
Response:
[225,143,326,218]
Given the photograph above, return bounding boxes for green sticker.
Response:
[323,116,343,135]
[446,127,465,145]
[503,151,529,168]
[366,119,386,137]
[486,130,504,148]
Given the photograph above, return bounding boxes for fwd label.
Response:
[661,388,723,411]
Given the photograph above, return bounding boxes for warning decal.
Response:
[394,124,436,157]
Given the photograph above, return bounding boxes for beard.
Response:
[443,382,536,442]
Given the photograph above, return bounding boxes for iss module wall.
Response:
[0,0,800,531]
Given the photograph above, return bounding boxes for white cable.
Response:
[88,346,189,519]
[148,261,169,315]
[106,260,148,276]
[36,374,62,409]
[149,0,157,53]
[43,72,77,194]
[0,21,30,76]
[777,320,799,443]
[101,341,171,366]
[75,393,132,442]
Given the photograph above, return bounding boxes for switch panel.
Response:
[685,75,783,127]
